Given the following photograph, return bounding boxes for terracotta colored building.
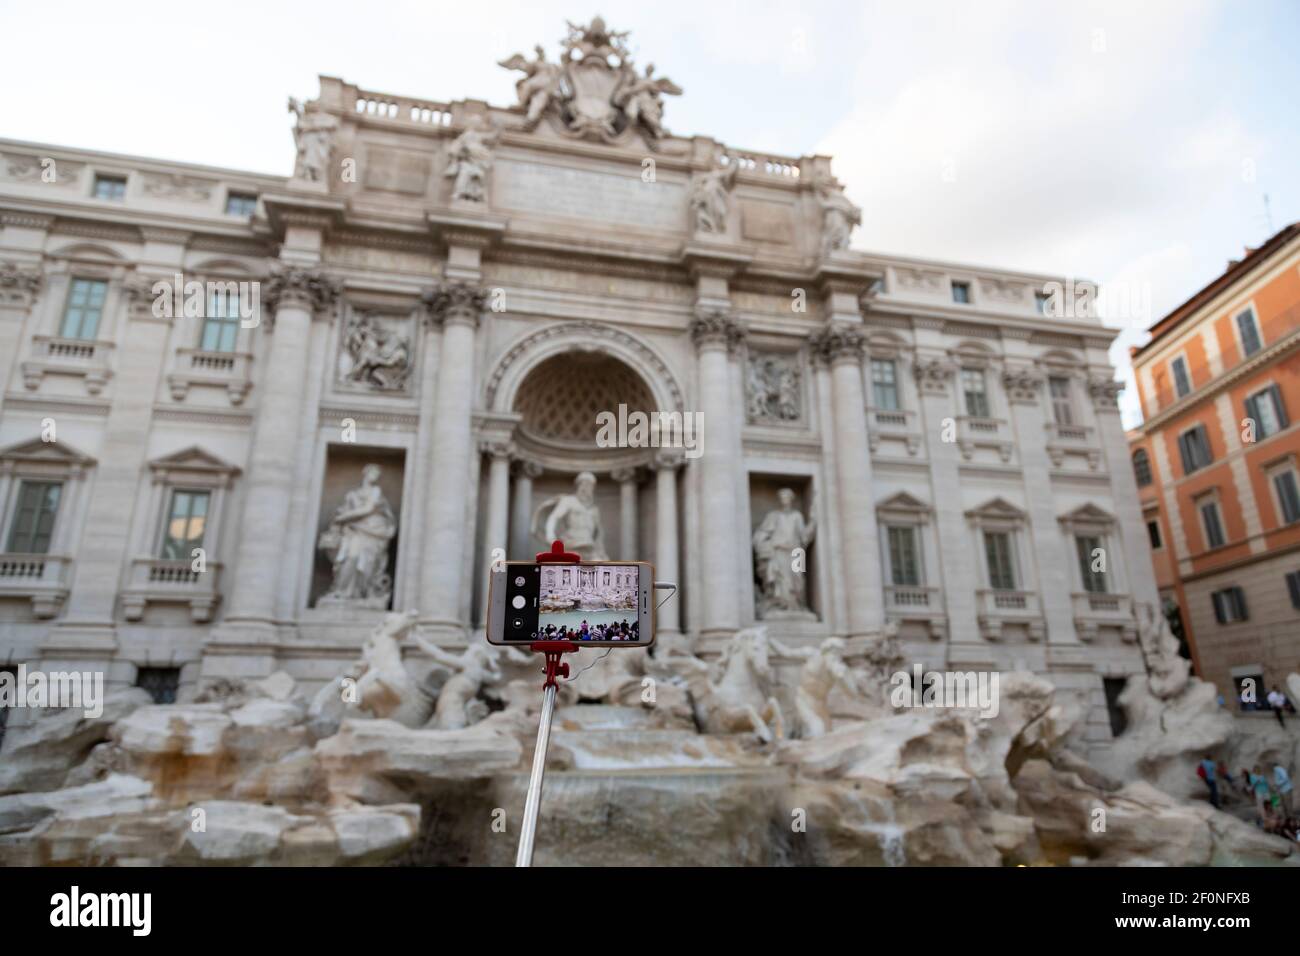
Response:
[1129,223,1300,706]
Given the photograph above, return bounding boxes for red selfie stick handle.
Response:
[530,540,581,687]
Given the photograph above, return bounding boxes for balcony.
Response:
[0,553,72,618]
[976,588,1045,641]
[121,558,222,622]
[868,407,922,456]
[21,336,114,395]
[1071,591,1136,642]
[956,416,1014,462]
[1044,422,1101,470]
[884,584,946,639]
[166,348,253,404]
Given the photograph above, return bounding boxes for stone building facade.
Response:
[0,18,1155,749]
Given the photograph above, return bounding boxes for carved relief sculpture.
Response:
[288,97,338,184]
[689,164,737,235]
[746,353,802,423]
[318,464,398,608]
[339,312,411,391]
[816,180,862,256]
[753,488,817,617]
[444,116,499,203]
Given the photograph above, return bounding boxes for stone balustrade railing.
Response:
[0,552,72,618]
[122,558,223,623]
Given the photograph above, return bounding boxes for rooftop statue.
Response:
[287,96,338,184]
[816,179,862,256]
[498,45,565,130]
[444,115,499,203]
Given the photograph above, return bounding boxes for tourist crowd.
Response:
[538,619,640,642]
[1197,756,1299,841]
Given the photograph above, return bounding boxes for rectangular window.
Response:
[1211,587,1248,624]
[1102,677,1129,737]
[1245,385,1288,439]
[6,480,62,554]
[136,667,181,704]
[1146,520,1162,549]
[886,525,921,586]
[225,192,257,216]
[1286,570,1300,610]
[1200,499,1226,549]
[1178,425,1213,474]
[1034,292,1050,315]
[160,489,209,560]
[1171,356,1191,398]
[871,359,899,410]
[1274,469,1300,525]
[983,531,1017,591]
[200,288,241,353]
[1075,534,1108,593]
[961,367,990,418]
[1049,376,1074,425]
[93,174,127,200]
[951,281,971,304]
[1235,308,1262,357]
[60,278,108,339]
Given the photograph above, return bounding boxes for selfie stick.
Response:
[515,539,582,867]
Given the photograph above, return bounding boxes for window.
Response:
[160,489,209,560]
[200,288,241,353]
[92,174,127,200]
[1245,385,1288,439]
[1273,467,1300,525]
[1034,292,1050,316]
[886,525,922,586]
[59,278,108,339]
[951,281,971,304]
[1177,425,1213,474]
[871,359,899,410]
[1200,499,1226,549]
[961,367,990,418]
[136,667,181,704]
[1048,376,1074,425]
[983,531,1017,590]
[6,480,62,554]
[1146,520,1162,549]
[1102,677,1129,737]
[1170,356,1191,399]
[1132,448,1153,486]
[225,192,257,216]
[1075,534,1108,593]
[1235,307,1262,357]
[1286,570,1300,610]
[1211,587,1248,624]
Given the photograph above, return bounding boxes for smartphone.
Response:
[486,560,655,647]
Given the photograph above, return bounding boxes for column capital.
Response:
[0,261,44,308]
[808,322,865,365]
[610,466,640,483]
[689,306,745,354]
[913,356,956,395]
[513,458,544,479]
[1001,367,1045,405]
[650,449,685,471]
[424,281,486,330]
[479,438,516,461]
[1088,375,1124,411]
[263,266,340,319]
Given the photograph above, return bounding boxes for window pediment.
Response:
[966,497,1026,525]
[1058,502,1116,533]
[147,446,240,488]
[0,437,96,478]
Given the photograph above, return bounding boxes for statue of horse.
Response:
[685,627,786,742]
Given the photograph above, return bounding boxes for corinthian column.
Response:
[480,439,514,572]
[510,459,542,559]
[651,450,683,637]
[419,282,485,638]
[0,262,43,409]
[611,467,640,559]
[811,322,884,638]
[225,267,339,627]
[690,308,745,640]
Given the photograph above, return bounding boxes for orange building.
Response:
[1129,223,1300,707]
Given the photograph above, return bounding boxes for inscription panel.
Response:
[496,159,686,231]
[741,199,795,243]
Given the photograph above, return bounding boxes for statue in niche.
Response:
[533,471,608,560]
[752,488,816,617]
[287,97,338,183]
[318,464,398,608]
[689,163,737,235]
[613,63,682,141]
[339,313,411,391]
[746,354,802,423]
[816,180,862,256]
[444,116,499,203]
[498,45,565,129]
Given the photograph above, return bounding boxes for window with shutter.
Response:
[1287,571,1300,610]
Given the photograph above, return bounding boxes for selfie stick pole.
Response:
[515,540,582,868]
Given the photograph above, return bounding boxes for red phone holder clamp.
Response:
[530,540,581,688]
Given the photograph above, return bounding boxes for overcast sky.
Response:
[3,0,1297,428]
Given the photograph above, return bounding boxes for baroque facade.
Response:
[0,17,1155,749]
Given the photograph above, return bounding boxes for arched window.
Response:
[1132,448,1153,487]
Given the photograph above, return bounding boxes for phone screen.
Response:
[500,562,646,644]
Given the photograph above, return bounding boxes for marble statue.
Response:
[318,465,398,607]
[410,633,530,730]
[689,164,737,235]
[816,181,862,256]
[340,313,411,391]
[533,471,609,560]
[1136,602,1191,700]
[685,627,786,742]
[444,117,498,203]
[752,488,816,617]
[350,610,434,728]
[614,63,682,141]
[498,46,565,128]
[774,636,860,738]
[746,353,802,423]
[287,97,338,183]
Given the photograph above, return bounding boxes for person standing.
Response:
[1198,756,1221,809]
[1267,686,1288,727]
[1274,765,1294,816]
[1250,768,1273,822]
